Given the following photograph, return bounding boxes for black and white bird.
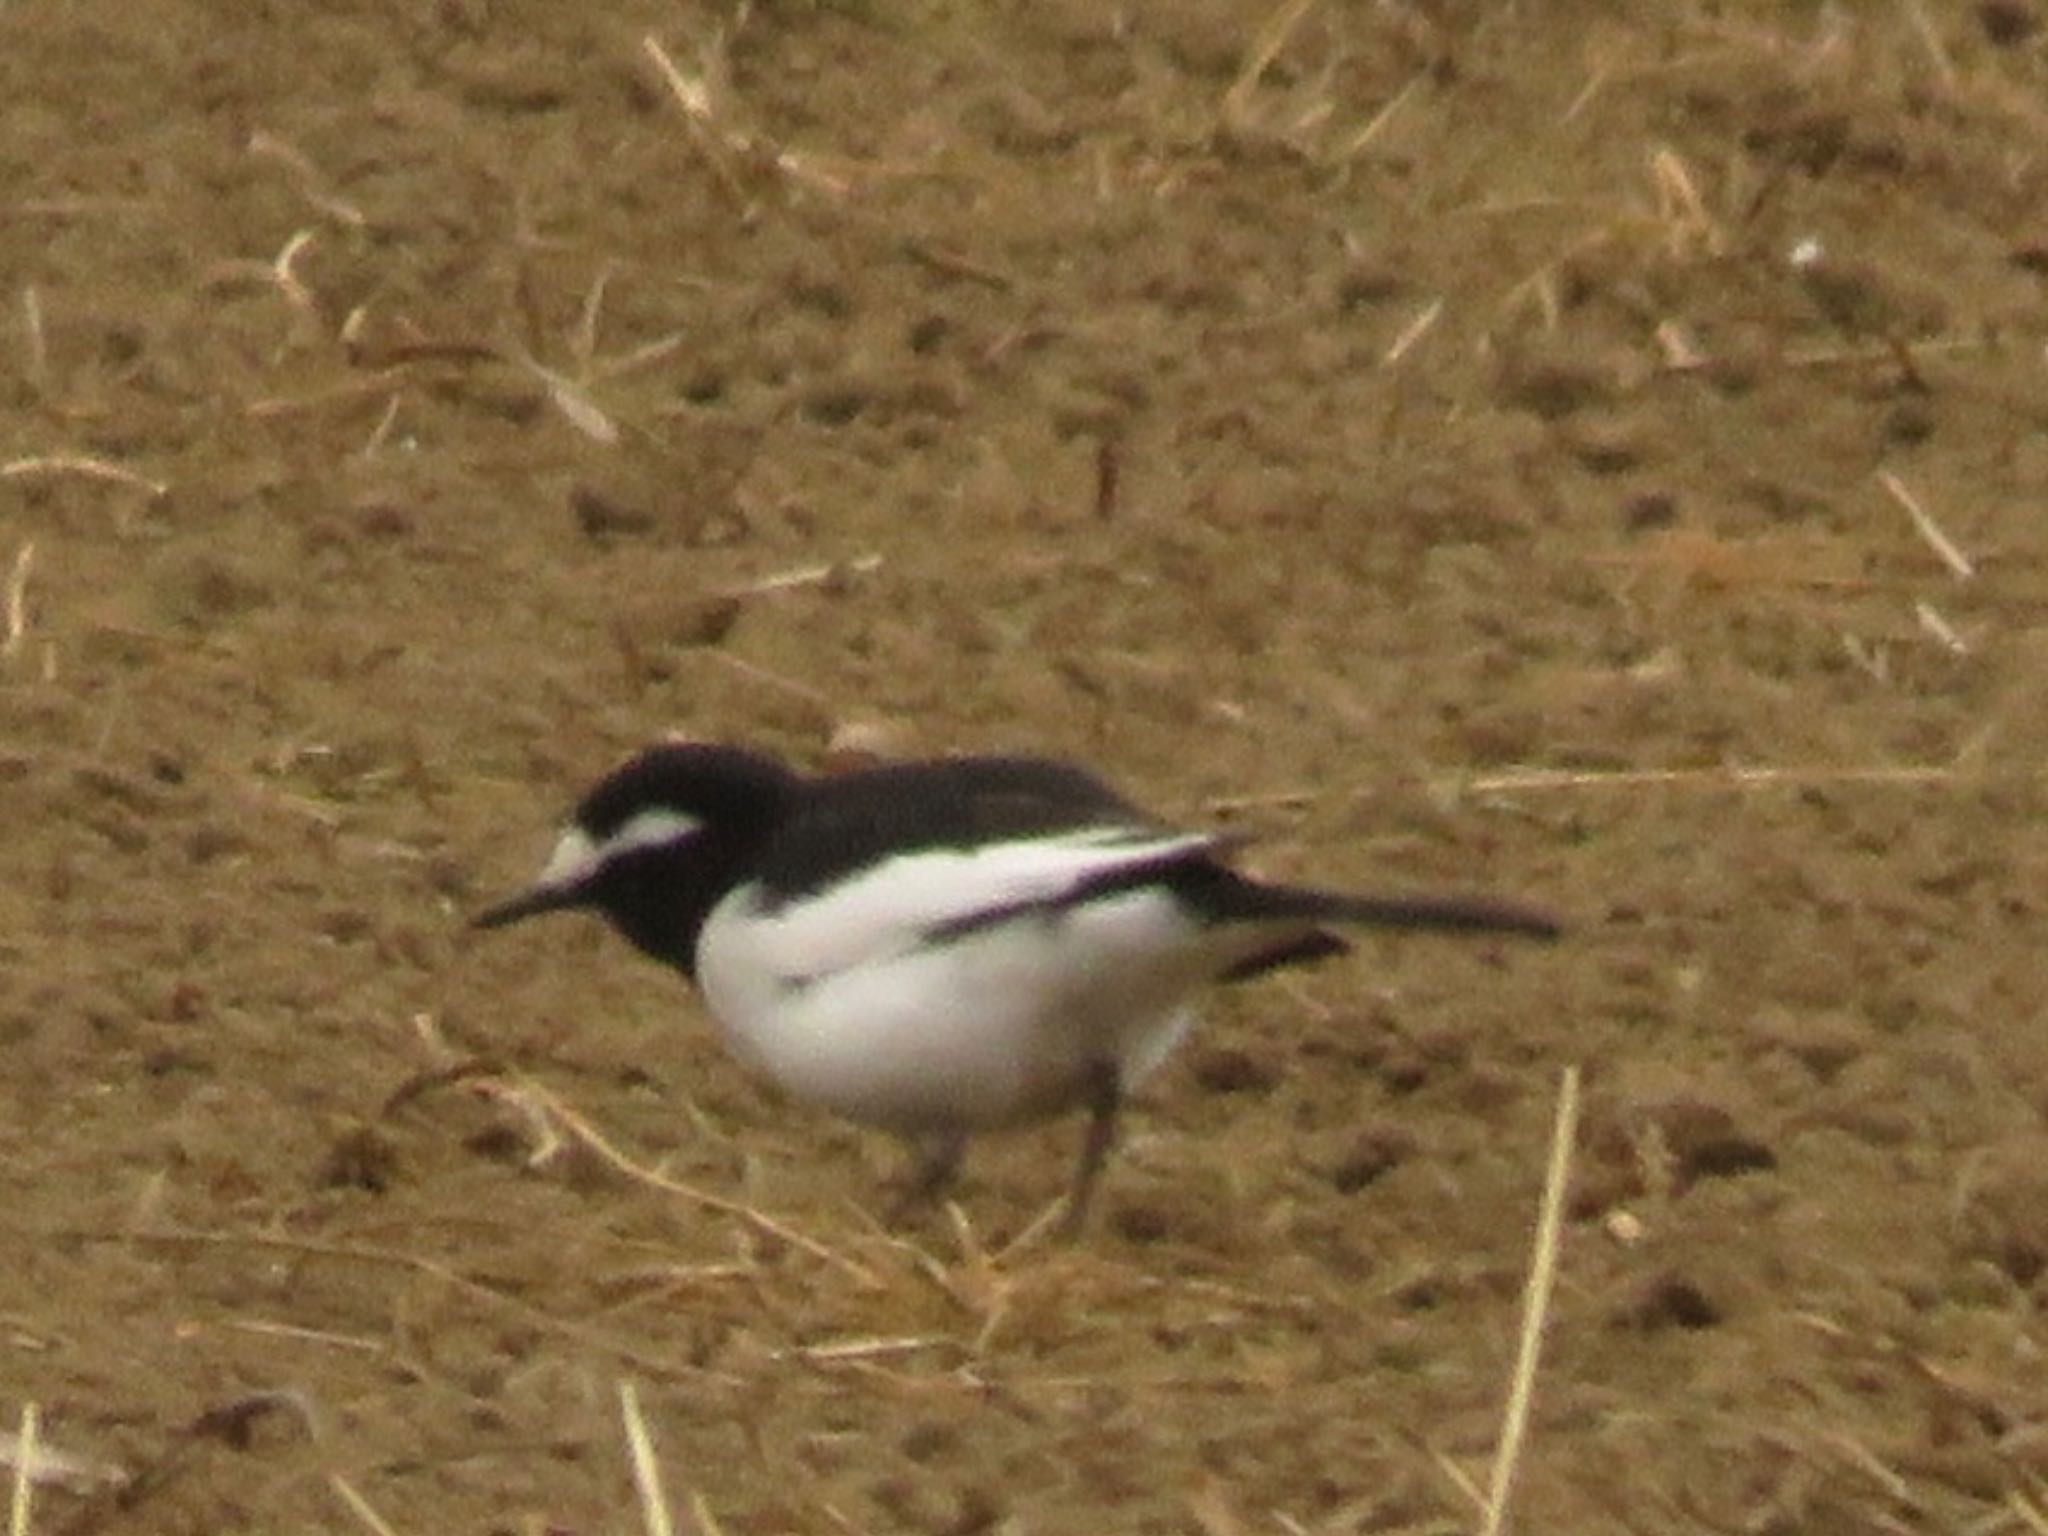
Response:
[476,743,1559,1232]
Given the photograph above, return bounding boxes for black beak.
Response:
[473,883,584,930]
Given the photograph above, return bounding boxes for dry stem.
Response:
[1479,1064,1580,1536]
[730,553,884,598]
[63,1225,725,1384]
[618,1381,676,1536]
[328,1474,403,1536]
[1461,762,1967,796]
[2008,1491,2048,1536]
[1224,0,1323,132]
[21,288,46,388]
[0,457,166,498]
[249,131,367,227]
[1878,470,1974,580]
[642,33,848,200]
[4,542,35,660]
[511,1079,881,1288]
[8,1403,35,1536]
[1337,73,1423,161]
[1383,299,1444,365]
[1,1420,125,1501]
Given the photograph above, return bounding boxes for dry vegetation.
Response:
[7,0,2048,1532]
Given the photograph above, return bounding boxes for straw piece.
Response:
[222,1317,385,1353]
[619,1382,675,1536]
[1336,73,1422,160]
[249,130,367,226]
[508,346,619,444]
[83,1225,727,1383]
[1648,147,1725,257]
[329,1473,404,1536]
[1462,762,1963,796]
[781,1335,948,1363]
[1479,1065,1580,1536]
[1913,599,1967,655]
[21,288,46,387]
[690,1491,730,1536]
[1878,470,1973,580]
[732,553,883,598]
[1223,0,1323,130]
[1383,299,1444,364]
[4,542,34,659]
[1,1419,127,1497]
[641,34,749,205]
[2008,1490,2048,1536]
[0,456,166,498]
[513,1079,881,1288]
[8,1404,35,1536]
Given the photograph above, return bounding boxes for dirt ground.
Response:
[6,1,2048,1531]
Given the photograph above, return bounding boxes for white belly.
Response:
[694,886,1217,1133]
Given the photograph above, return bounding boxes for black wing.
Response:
[751,754,1169,906]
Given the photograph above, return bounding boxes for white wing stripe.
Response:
[720,827,1217,984]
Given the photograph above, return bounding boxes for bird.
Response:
[474,742,1560,1233]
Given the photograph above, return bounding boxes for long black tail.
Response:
[1207,878,1560,983]
[1271,885,1563,939]
[1060,845,1564,941]
[1185,865,1562,941]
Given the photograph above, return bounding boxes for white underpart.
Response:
[535,808,701,890]
[694,827,1311,1133]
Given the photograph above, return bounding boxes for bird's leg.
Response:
[886,1130,967,1224]
[1062,1061,1123,1238]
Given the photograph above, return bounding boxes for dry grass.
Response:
[3,542,34,662]
[1221,0,1324,137]
[328,1473,404,1536]
[6,0,2048,1530]
[0,457,166,499]
[1459,761,1978,796]
[1479,1067,1580,1536]
[246,130,366,228]
[8,1404,35,1536]
[385,1059,883,1288]
[0,1407,126,1514]
[1879,469,1977,582]
[619,1381,677,1536]
[641,30,857,202]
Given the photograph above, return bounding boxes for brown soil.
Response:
[7,2,2048,1531]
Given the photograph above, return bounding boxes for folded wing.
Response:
[728,826,1222,986]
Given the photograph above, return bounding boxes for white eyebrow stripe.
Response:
[534,826,601,890]
[533,809,702,890]
[600,807,703,857]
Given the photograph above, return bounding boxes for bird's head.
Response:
[474,742,800,972]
